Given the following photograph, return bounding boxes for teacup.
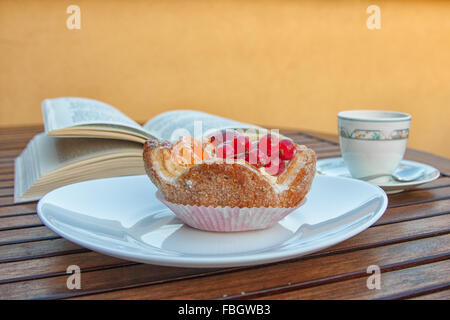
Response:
[338,110,411,179]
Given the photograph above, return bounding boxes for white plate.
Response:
[37,175,387,268]
[317,157,440,194]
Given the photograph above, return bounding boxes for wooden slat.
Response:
[321,214,450,254]
[0,134,36,144]
[0,251,132,284]
[0,215,43,231]
[0,226,59,246]
[0,125,42,133]
[315,152,342,160]
[0,180,14,189]
[310,146,340,154]
[68,234,450,300]
[298,141,332,149]
[0,188,13,197]
[0,169,14,175]
[413,177,450,190]
[0,263,232,299]
[0,159,14,167]
[410,289,450,300]
[284,130,339,147]
[0,196,16,206]
[0,127,41,135]
[0,140,31,148]
[0,238,86,264]
[256,260,450,300]
[288,137,320,145]
[388,186,450,208]
[0,146,26,153]
[0,173,14,181]
[0,155,17,161]
[0,151,22,159]
[0,203,37,217]
[0,162,14,168]
[376,199,450,226]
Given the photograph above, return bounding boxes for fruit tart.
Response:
[143,129,316,232]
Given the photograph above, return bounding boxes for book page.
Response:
[42,97,152,140]
[143,110,260,141]
[43,136,142,167]
[14,133,143,202]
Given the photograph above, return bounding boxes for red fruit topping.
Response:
[258,134,280,157]
[279,139,296,161]
[258,150,271,167]
[215,143,235,159]
[246,147,271,168]
[233,135,250,154]
[264,158,285,176]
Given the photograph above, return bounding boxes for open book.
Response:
[14,97,259,203]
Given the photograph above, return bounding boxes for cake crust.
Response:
[143,139,316,208]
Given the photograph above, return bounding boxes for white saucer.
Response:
[37,175,387,268]
[317,157,440,194]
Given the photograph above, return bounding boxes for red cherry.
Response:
[258,134,280,157]
[215,143,234,159]
[279,139,296,160]
[264,158,285,176]
[233,135,250,154]
[246,147,271,168]
[257,150,271,167]
[208,133,221,146]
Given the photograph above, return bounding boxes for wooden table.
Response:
[0,125,449,300]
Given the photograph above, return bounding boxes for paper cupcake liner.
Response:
[156,192,306,232]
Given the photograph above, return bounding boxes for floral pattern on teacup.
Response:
[391,129,409,140]
[339,128,409,140]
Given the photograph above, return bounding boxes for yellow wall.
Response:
[1,0,449,157]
